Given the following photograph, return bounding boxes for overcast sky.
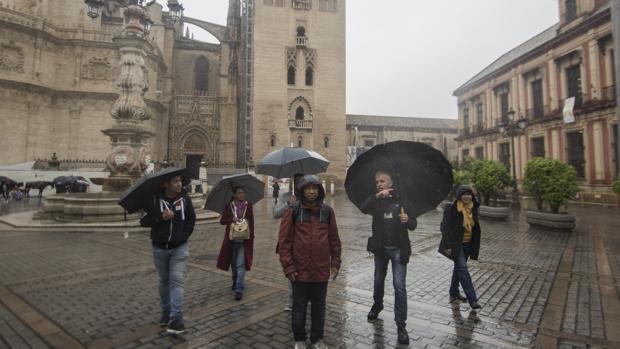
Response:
[167,0,559,119]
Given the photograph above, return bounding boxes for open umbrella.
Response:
[118,167,190,214]
[345,141,453,217]
[256,147,329,179]
[0,176,17,187]
[204,173,265,213]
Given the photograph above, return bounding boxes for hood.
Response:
[297,175,326,203]
[455,185,479,205]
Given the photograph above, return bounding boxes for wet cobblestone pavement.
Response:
[0,196,619,348]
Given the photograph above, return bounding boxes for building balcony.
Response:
[288,119,313,129]
[296,36,308,47]
[292,0,311,10]
[524,105,549,121]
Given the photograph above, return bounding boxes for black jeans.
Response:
[292,281,327,343]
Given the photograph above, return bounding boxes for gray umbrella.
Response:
[256,147,330,179]
[204,173,265,213]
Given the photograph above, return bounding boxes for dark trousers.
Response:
[373,246,408,324]
[450,243,478,304]
[292,281,327,343]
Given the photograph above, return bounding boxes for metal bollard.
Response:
[330,181,335,196]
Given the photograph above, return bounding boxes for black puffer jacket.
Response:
[140,190,196,250]
[360,188,417,265]
[438,185,481,261]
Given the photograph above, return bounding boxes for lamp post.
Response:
[498,109,527,208]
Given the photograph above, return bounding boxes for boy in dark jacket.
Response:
[140,174,196,334]
[278,175,341,349]
[360,170,417,345]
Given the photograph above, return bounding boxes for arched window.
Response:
[270,134,276,147]
[296,26,306,37]
[295,106,305,120]
[194,56,209,93]
[324,136,330,148]
[297,135,303,148]
[287,66,296,85]
[305,67,313,86]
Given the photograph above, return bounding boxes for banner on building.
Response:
[563,97,575,124]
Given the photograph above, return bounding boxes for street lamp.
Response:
[167,0,184,22]
[498,109,527,208]
[84,0,104,19]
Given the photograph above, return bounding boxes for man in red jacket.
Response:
[278,175,341,349]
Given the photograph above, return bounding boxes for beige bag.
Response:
[229,203,250,240]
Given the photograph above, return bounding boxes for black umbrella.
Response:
[204,173,265,213]
[345,141,453,217]
[256,147,329,179]
[0,176,17,187]
[118,167,190,214]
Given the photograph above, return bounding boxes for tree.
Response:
[451,169,472,199]
[523,158,580,214]
[471,160,511,206]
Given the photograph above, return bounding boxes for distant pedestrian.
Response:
[272,182,280,204]
[217,187,255,301]
[278,175,341,349]
[439,185,482,311]
[361,170,416,345]
[0,182,8,201]
[140,174,196,334]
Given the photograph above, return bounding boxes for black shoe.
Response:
[166,319,187,334]
[235,292,243,301]
[231,283,236,291]
[397,322,409,345]
[367,304,383,320]
[470,301,481,310]
[159,313,170,327]
[450,293,467,302]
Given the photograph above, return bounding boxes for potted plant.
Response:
[471,159,512,220]
[523,158,580,231]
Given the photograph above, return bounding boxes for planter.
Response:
[479,205,510,221]
[526,210,576,231]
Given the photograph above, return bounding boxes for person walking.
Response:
[140,173,196,334]
[361,170,417,345]
[278,175,341,349]
[272,181,280,204]
[217,186,255,301]
[439,185,482,310]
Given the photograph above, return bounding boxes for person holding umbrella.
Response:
[216,186,255,301]
[361,170,416,345]
[439,185,482,310]
[278,175,341,349]
[139,171,196,334]
[273,173,305,219]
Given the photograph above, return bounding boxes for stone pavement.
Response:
[0,196,619,349]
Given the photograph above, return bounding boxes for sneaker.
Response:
[235,292,243,301]
[470,301,482,310]
[397,322,409,345]
[166,319,188,334]
[159,313,170,327]
[294,341,307,349]
[449,293,467,302]
[367,304,383,320]
[310,340,328,349]
[284,306,292,312]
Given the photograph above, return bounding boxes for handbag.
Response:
[229,202,250,240]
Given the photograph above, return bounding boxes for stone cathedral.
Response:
[0,0,346,182]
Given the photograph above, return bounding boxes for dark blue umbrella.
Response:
[345,141,453,217]
[204,173,265,213]
[256,147,329,179]
[118,167,190,214]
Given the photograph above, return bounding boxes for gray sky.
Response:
[168,0,559,119]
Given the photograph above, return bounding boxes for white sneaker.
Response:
[310,340,328,349]
[294,341,307,349]
[284,306,292,312]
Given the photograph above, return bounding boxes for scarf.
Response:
[457,200,474,234]
[233,200,248,219]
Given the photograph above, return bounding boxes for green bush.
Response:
[613,175,620,195]
[523,158,580,213]
[471,160,511,206]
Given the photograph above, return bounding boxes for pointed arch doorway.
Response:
[183,133,207,179]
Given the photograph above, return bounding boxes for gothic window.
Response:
[565,0,576,22]
[287,66,296,85]
[297,135,303,148]
[324,136,330,148]
[531,79,544,118]
[499,143,510,171]
[194,56,209,93]
[270,135,276,147]
[295,106,305,120]
[566,131,585,179]
[531,137,545,158]
[297,26,306,37]
[566,65,582,107]
[305,67,313,86]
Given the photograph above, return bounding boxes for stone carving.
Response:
[103,0,126,17]
[0,41,24,73]
[305,48,317,69]
[110,45,151,121]
[286,47,297,69]
[83,57,115,81]
[288,96,313,119]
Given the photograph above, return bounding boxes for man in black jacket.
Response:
[140,174,196,334]
[360,171,417,345]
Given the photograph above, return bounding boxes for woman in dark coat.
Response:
[439,185,482,310]
[217,187,255,301]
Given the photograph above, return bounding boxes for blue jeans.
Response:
[450,244,478,304]
[373,246,408,324]
[153,243,189,322]
[231,242,246,293]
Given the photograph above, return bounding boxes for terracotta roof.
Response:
[346,114,457,130]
